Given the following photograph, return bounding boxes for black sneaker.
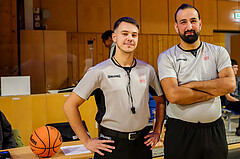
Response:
[235,128,240,136]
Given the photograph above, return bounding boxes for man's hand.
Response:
[144,132,160,150]
[225,93,239,102]
[84,138,115,156]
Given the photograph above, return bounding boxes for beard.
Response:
[179,30,200,44]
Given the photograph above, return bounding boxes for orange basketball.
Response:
[29,126,62,158]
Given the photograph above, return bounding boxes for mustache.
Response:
[184,30,196,35]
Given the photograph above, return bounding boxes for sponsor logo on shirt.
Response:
[176,58,187,62]
[202,51,209,61]
[107,74,121,78]
[139,73,146,84]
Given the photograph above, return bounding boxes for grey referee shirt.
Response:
[158,42,231,123]
[74,59,163,132]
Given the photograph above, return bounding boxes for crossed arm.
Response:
[161,67,236,105]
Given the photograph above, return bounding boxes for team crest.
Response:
[139,73,146,84]
[202,51,209,61]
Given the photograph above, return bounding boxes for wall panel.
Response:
[157,36,164,54]
[0,0,18,76]
[163,35,170,52]
[142,35,149,63]
[78,34,85,80]
[135,34,143,60]
[33,0,40,8]
[41,0,77,32]
[76,33,109,80]
[168,35,174,48]
[152,35,159,69]
[212,32,225,47]
[78,0,110,33]
[173,35,180,47]
[194,0,217,35]
[83,34,95,74]
[141,0,168,34]
[44,30,68,91]
[218,1,239,31]
[20,30,68,93]
[111,0,140,31]
[148,35,154,64]
[89,34,98,66]
[95,34,109,64]
[67,33,79,86]
[20,30,45,94]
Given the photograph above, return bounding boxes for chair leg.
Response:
[227,115,232,131]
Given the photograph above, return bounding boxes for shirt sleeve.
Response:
[73,67,99,100]
[157,52,177,81]
[217,46,231,72]
[149,66,163,96]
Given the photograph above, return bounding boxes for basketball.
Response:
[29,126,62,157]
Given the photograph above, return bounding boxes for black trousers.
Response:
[94,128,152,159]
[164,118,228,159]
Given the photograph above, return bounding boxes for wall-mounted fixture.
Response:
[42,9,50,19]
[234,9,240,22]
[33,8,41,29]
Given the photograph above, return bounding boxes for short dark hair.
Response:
[231,59,238,66]
[113,17,139,31]
[175,4,201,23]
[101,30,114,41]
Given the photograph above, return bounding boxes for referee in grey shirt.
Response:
[158,4,235,159]
[64,17,165,159]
